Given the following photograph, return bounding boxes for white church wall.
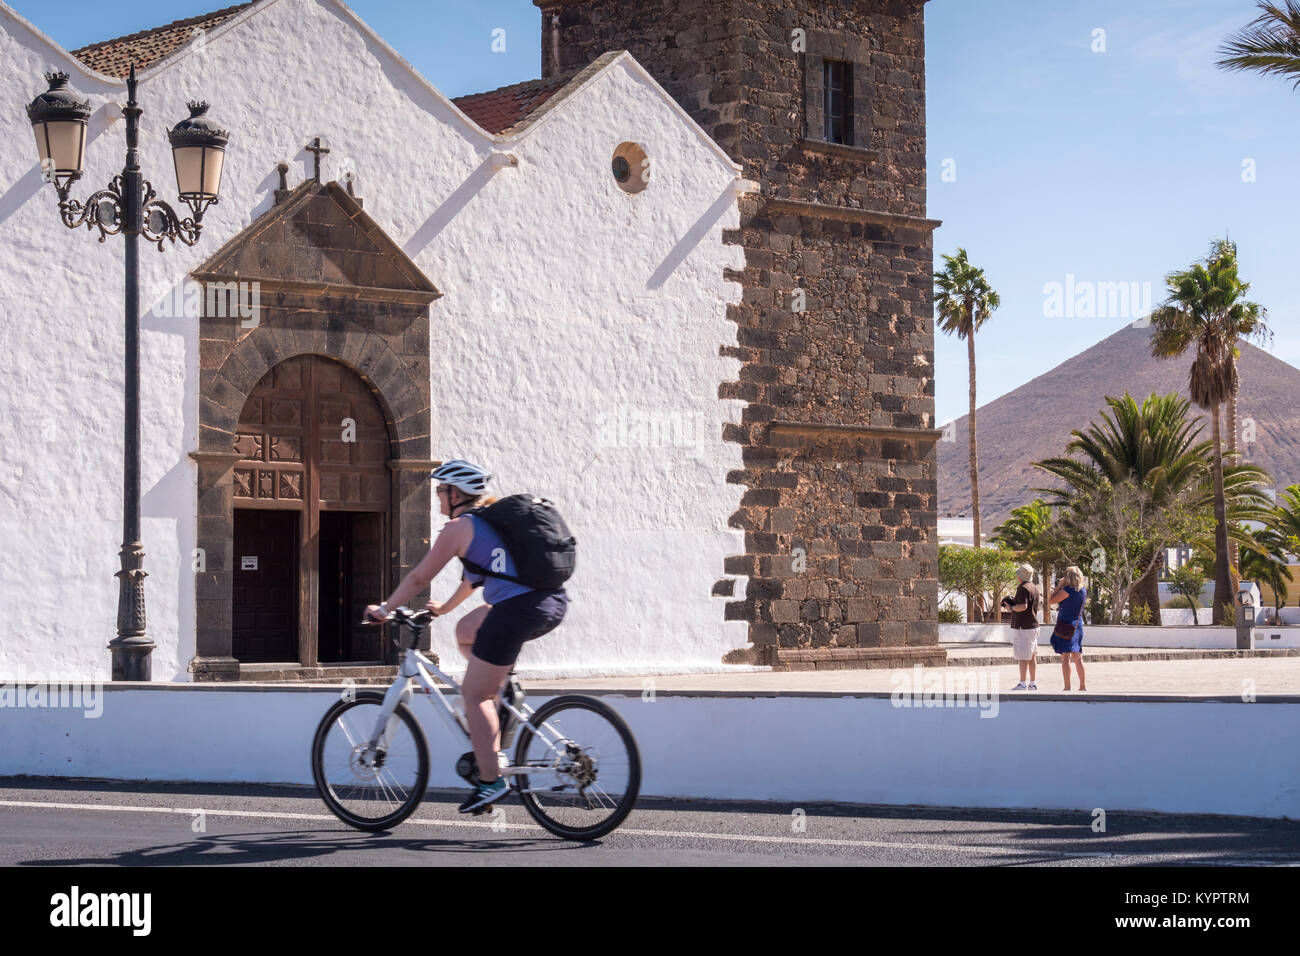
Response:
[419,56,750,674]
[0,12,140,681]
[0,0,749,681]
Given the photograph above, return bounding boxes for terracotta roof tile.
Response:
[451,74,574,135]
[70,2,256,77]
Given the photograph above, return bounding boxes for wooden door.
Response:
[345,511,386,661]
[319,511,386,662]
[232,509,299,661]
[234,355,393,665]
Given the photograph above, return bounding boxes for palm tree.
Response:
[1218,3,1298,562]
[1252,484,1300,621]
[1268,483,1300,543]
[1148,239,1270,623]
[1218,2,1300,89]
[1239,527,1293,624]
[1038,392,1206,623]
[935,248,1000,556]
[1035,391,1272,622]
[1222,306,1270,576]
[992,499,1054,623]
[1218,5,1289,578]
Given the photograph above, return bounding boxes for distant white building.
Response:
[938,518,977,549]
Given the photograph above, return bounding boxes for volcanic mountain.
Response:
[937,322,1300,529]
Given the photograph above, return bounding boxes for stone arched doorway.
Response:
[188,177,439,682]
[232,355,391,666]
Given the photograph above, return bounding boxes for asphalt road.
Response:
[1,779,1298,866]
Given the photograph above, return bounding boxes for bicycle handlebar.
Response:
[359,606,435,629]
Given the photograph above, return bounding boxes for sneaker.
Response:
[458,777,509,814]
[1027,682,1037,690]
[1011,682,1028,691]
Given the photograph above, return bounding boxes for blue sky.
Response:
[10,0,544,98]
[927,0,1300,424]
[12,0,1298,425]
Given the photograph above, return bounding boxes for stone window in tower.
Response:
[823,60,852,144]
[802,32,873,153]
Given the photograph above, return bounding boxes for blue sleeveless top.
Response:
[1057,586,1086,626]
[461,514,534,605]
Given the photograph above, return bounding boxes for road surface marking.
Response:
[0,798,1055,855]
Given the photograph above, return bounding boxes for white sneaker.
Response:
[1011,682,1028,691]
[1027,682,1038,690]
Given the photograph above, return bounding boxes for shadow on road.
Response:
[19,828,577,866]
[4,775,1298,866]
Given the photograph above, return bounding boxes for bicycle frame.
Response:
[357,640,577,790]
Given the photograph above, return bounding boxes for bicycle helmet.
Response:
[430,459,492,496]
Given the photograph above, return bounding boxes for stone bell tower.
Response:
[536,0,944,669]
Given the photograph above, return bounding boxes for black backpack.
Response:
[460,494,576,591]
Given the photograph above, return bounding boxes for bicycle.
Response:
[310,606,641,840]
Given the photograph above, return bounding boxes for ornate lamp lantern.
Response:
[168,101,228,220]
[26,72,91,197]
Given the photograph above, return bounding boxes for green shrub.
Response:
[1124,603,1154,626]
[938,601,964,624]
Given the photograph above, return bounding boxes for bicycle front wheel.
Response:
[312,690,429,831]
[513,695,640,840]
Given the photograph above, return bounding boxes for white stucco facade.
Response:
[0,0,752,681]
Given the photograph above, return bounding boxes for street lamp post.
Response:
[27,64,229,681]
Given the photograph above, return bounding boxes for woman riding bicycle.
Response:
[364,460,568,813]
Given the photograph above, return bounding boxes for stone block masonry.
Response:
[537,0,941,663]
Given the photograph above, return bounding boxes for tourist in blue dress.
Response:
[1048,565,1087,691]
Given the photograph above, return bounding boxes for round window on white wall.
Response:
[612,142,649,194]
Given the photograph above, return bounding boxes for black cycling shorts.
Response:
[472,589,568,667]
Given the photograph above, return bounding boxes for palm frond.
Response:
[1217,1,1300,89]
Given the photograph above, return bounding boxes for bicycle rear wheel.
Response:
[512,695,640,840]
[312,690,429,831]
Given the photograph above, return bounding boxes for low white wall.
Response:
[1090,625,1234,649]
[942,623,1019,644]
[1157,607,1215,626]
[1252,606,1300,626]
[940,623,1300,650]
[1,686,1296,819]
[1251,627,1300,648]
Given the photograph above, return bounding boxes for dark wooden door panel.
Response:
[318,510,387,663]
[232,509,298,662]
[316,359,390,512]
[318,511,346,664]
[348,512,385,661]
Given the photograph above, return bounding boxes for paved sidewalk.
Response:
[940,641,1298,666]
[944,642,1225,658]
[523,655,1300,699]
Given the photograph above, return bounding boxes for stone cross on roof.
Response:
[305,136,329,183]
